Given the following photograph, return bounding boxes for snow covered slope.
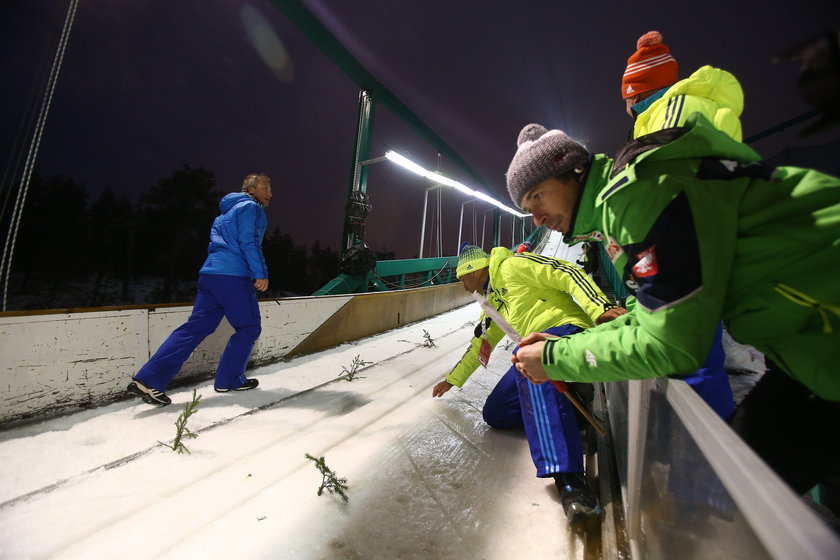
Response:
[0,304,586,559]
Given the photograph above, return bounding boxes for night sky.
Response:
[2,0,839,260]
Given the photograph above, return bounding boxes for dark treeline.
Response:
[2,166,351,310]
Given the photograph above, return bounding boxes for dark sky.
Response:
[2,0,839,260]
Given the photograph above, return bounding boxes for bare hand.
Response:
[596,306,627,324]
[519,332,560,346]
[432,380,453,397]
[511,341,550,384]
[253,278,269,292]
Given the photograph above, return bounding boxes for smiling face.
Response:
[519,175,583,236]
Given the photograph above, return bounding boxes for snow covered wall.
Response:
[0,284,472,424]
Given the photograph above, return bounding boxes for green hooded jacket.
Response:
[445,247,617,387]
[546,113,840,401]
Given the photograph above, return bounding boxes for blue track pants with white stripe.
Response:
[482,324,584,477]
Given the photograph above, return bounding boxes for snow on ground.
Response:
[0,304,586,560]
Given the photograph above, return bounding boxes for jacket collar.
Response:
[567,154,613,244]
[630,86,670,117]
[612,127,689,178]
[245,193,266,208]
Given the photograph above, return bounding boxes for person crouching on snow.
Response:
[432,242,626,522]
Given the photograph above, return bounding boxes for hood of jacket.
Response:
[488,246,514,282]
[634,65,744,141]
[667,65,743,113]
[219,192,258,213]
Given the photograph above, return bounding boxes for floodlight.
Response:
[383,150,529,218]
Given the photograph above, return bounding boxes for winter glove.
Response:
[473,317,492,338]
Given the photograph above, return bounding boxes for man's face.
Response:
[459,268,487,294]
[249,180,272,206]
[520,176,582,236]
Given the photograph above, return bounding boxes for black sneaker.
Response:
[127,379,171,406]
[555,472,601,522]
[214,378,259,393]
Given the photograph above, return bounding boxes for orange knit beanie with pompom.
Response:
[621,31,679,99]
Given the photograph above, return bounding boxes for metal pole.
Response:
[480,208,494,250]
[419,184,442,258]
[436,187,443,257]
[510,215,515,247]
[419,188,429,258]
[342,90,375,252]
[457,199,476,252]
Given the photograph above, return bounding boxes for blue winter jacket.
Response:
[199,193,268,279]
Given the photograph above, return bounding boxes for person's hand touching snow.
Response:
[432,380,453,397]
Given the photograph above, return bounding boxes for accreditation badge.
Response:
[478,337,492,368]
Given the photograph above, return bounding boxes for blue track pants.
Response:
[482,324,584,478]
[676,322,735,420]
[134,274,261,391]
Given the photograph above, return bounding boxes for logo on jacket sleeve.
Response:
[632,245,658,277]
[571,231,604,244]
[605,236,624,264]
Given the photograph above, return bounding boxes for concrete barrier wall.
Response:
[0,284,471,424]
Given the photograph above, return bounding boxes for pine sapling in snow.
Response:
[422,329,436,348]
[159,389,201,454]
[305,453,349,503]
[340,354,372,381]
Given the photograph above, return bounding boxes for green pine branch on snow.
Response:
[340,354,372,381]
[159,389,201,454]
[305,453,349,503]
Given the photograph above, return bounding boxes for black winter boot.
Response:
[554,472,600,522]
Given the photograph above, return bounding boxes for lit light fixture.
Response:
[384,150,428,177]
[384,150,529,218]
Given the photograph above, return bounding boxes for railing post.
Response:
[626,378,651,559]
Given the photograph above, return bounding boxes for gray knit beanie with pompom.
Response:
[505,124,590,208]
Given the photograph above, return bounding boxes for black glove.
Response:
[474,317,492,338]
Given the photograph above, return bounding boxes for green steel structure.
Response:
[313,256,458,296]
[267,0,535,295]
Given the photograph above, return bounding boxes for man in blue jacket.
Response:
[128,173,272,405]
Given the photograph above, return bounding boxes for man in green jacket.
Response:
[432,242,624,522]
[505,114,840,503]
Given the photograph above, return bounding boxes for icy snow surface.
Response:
[0,304,586,559]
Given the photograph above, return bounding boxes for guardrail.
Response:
[605,377,840,559]
[0,283,472,425]
[593,250,839,558]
